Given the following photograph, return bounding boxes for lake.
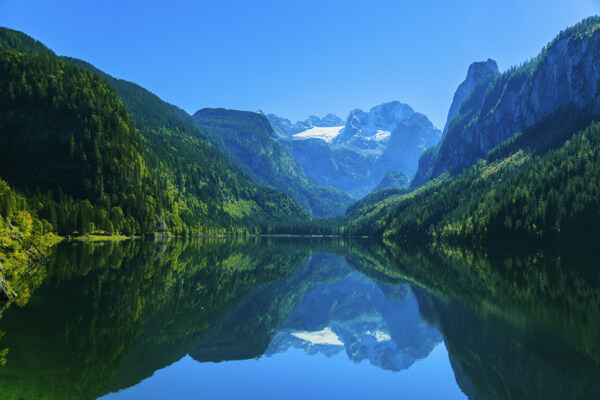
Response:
[0,237,598,399]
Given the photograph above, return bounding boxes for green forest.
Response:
[193,108,354,218]
[0,27,310,303]
[1,9,600,400]
[0,27,308,238]
[342,121,600,243]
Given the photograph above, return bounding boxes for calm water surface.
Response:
[0,238,598,399]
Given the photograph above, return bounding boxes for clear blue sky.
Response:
[1,0,598,128]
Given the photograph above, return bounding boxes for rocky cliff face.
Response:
[269,102,441,198]
[333,101,416,147]
[443,59,500,135]
[379,112,441,178]
[413,17,600,187]
[309,113,345,127]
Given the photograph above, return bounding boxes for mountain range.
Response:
[1,14,600,400]
[193,108,354,217]
[189,102,441,213]
[1,16,600,297]
[267,102,441,198]
[342,16,600,243]
[0,27,310,240]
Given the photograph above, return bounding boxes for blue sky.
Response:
[1,0,598,128]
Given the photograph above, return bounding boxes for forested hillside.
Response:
[0,27,312,301]
[343,121,600,243]
[336,18,600,244]
[413,16,600,187]
[0,178,57,305]
[193,108,354,217]
[0,27,308,239]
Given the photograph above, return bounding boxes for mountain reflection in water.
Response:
[0,238,598,399]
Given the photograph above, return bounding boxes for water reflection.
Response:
[0,238,598,399]
[265,257,442,372]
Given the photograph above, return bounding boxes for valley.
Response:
[2,17,600,301]
[0,6,599,399]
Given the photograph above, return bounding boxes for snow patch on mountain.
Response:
[293,126,344,143]
[266,101,441,197]
[372,130,391,142]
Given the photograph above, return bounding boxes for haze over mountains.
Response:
[267,102,441,198]
[189,101,442,216]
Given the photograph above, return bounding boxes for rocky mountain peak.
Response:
[308,113,345,127]
[444,59,500,134]
[467,58,499,80]
[413,17,600,188]
[335,101,417,145]
[266,113,345,138]
[266,101,440,197]
[344,102,415,133]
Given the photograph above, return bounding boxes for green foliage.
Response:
[344,121,600,243]
[345,187,410,217]
[0,49,162,234]
[419,17,600,188]
[0,238,356,398]
[0,27,310,240]
[0,179,58,306]
[437,122,600,243]
[62,60,310,233]
[372,170,410,192]
[533,16,600,73]
[2,238,596,398]
[194,108,354,217]
[0,28,55,57]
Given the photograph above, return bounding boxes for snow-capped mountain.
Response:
[334,102,416,148]
[266,112,345,139]
[267,102,441,198]
[292,126,344,143]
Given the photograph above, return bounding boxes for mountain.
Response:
[413,16,600,187]
[268,102,441,198]
[0,27,308,239]
[340,17,600,243]
[267,113,345,139]
[443,59,500,134]
[372,170,409,192]
[344,121,600,242]
[334,102,416,147]
[193,108,354,217]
